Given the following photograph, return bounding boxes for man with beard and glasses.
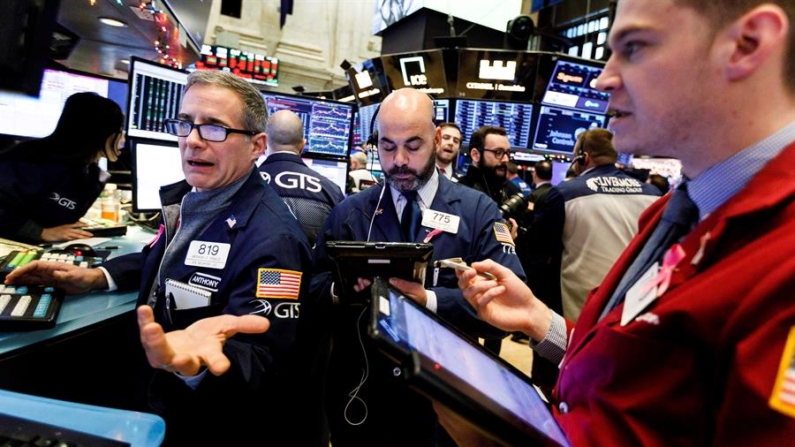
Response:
[313,88,526,447]
[459,126,524,216]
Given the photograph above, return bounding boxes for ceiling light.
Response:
[120,59,130,65]
[98,17,128,28]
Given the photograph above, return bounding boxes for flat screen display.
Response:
[262,92,354,159]
[356,99,450,148]
[532,105,606,155]
[455,99,534,149]
[378,50,449,97]
[455,50,541,101]
[540,58,609,114]
[197,45,279,87]
[302,157,348,196]
[127,57,188,142]
[132,141,184,212]
[0,68,128,138]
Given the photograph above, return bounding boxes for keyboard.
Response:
[0,412,130,447]
[0,249,103,280]
[0,284,64,331]
[80,217,128,238]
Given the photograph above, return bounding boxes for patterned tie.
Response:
[400,190,422,241]
[599,184,699,320]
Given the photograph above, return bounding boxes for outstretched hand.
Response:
[457,259,552,342]
[137,305,271,377]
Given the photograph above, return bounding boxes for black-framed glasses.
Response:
[164,118,257,142]
[481,148,512,159]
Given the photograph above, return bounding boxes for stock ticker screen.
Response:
[455,99,534,149]
[262,93,354,158]
[532,105,606,155]
[540,58,609,114]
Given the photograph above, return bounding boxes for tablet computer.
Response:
[324,241,433,305]
[368,277,570,447]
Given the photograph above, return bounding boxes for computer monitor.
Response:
[261,92,354,159]
[131,140,184,213]
[540,58,609,114]
[0,68,128,138]
[454,99,534,149]
[127,57,188,142]
[302,157,348,196]
[357,98,450,148]
[551,161,572,186]
[531,105,606,156]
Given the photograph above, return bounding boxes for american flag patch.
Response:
[770,327,795,418]
[493,222,514,246]
[256,268,302,300]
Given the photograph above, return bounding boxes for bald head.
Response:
[375,88,439,192]
[265,110,305,155]
[377,88,435,136]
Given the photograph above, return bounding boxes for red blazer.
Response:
[554,142,795,446]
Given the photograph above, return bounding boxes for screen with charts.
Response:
[357,99,450,148]
[540,58,609,114]
[455,99,534,149]
[302,158,348,196]
[0,68,128,138]
[262,92,354,158]
[131,140,185,212]
[532,106,607,155]
[127,57,188,142]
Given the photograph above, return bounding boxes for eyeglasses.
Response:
[481,148,512,159]
[164,118,257,142]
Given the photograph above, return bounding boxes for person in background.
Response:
[258,109,345,247]
[506,162,532,198]
[435,122,462,181]
[647,172,671,194]
[0,92,125,242]
[314,88,524,447]
[347,150,377,194]
[6,70,318,446]
[528,160,553,212]
[443,0,795,444]
[459,126,523,207]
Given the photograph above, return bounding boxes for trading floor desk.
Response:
[0,226,162,442]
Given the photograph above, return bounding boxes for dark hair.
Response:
[468,126,507,152]
[0,92,124,165]
[648,173,671,194]
[438,122,462,134]
[506,161,519,175]
[534,160,553,181]
[576,128,617,163]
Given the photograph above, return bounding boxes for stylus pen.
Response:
[435,258,497,281]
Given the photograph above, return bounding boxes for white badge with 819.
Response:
[185,240,231,270]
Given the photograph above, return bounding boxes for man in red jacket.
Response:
[444,0,795,445]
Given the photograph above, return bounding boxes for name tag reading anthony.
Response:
[185,241,231,269]
[421,209,460,234]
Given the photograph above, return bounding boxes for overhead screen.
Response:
[262,92,353,159]
[357,99,450,147]
[0,68,128,138]
[127,57,188,142]
[455,100,534,149]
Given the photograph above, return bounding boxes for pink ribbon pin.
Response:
[641,243,686,297]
